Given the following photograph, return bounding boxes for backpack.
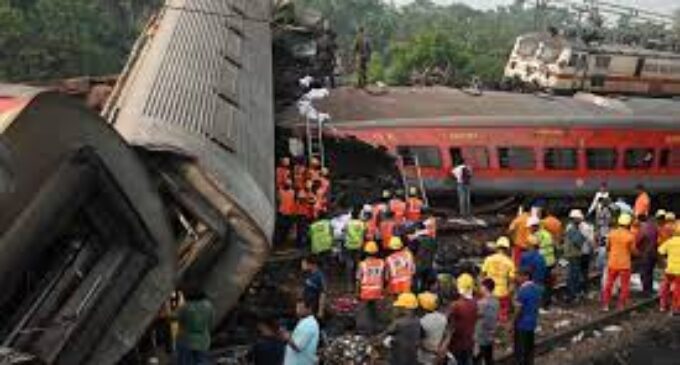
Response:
[461,165,472,185]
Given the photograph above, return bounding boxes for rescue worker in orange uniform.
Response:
[389,190,407,224]
[509,207,531,267]
[634,184,651,219]
[293,158,307,191]
[405,186,424,222]
[276,157,291,189]
[379,210,398,251]
[602,213,638,311]
[356,241,385,334]
[275,179,296,247]
[307,157,322,183]
[385,237,415,295]
[295,180,316,249]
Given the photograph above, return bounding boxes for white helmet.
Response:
[526,216,541,228]
[569,209,584,220]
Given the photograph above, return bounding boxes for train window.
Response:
[498,147,535,169]
[397,146,442,168]
[660,149,680,168]
[586,148,617,170]
[544,148,578,170]
[458,147,490,169]
[624,148,654,169]
[595,56,611,69]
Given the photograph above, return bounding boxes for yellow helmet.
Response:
[364,241,379,254]
[388,236,403,250]
[418,292,438,311]
[457,273,475,294]
[618,213,632,226]
[495,236,511,249]
[393,292,418,309]
[382,190,392,199]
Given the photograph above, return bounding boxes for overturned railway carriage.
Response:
[0,85,175,364]
[316,88,680,197]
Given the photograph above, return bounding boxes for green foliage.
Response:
[0,0,159,81]
[367,51,385,83]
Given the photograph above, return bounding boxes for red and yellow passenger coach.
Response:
[313,87,680,197]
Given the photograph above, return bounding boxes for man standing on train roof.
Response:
[481,236,516,324]
[634,184,651,219]
[452,158,472,217]
[602,213,637,311]
[509,206,531,267]
[636,213,658,298]
[528,216,555,308]
[587,182,610,217]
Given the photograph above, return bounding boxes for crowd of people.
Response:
[263,172,680,365]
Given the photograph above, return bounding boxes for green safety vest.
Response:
[537,229,556,267]
[310,219,333,254]
[345,219,366,250]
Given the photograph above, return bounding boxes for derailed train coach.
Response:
[0,0,274,363]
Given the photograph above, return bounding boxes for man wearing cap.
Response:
[602,213,638,311]
[440,274,478,365]
[385,293,421,365]
[386,237,416,295]
[418,292,447,365]
[564,209,594,302]
[659,212,676,247]
[481,236,516,323]
[356,241,385,334]
[528,216,556,308]
[519,236,547,295]
[658,224,680,314]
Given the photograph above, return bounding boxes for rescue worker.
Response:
[379,210,398,251]
[658,224,680,314]
[353,26,371,89]
[481,236,516,323]
[410,209,438,292]
[541,209,563,245]
[563,209,591,302]
[386,237,416,295]
[389,191,407,224]
[293,157,307,191]
[356,241,385,335]
[636,214,658,297]
[295,180,316,249]
[509,207,531,267]
[307,157,322,182]
[659,212,676,246]
[634,184,651,218]
[528,216,556,308]
[276,157,291,189]
[309,213,333,255]
[418,292,447,365]
[405,186,424,222]
[385,293,420,365]
[275,179,297,247]
[345,210,366,289]
[602,213,637,311]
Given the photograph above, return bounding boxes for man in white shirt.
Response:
[283,298,320,365]
[452,159,472,217]
[587,182,610,217]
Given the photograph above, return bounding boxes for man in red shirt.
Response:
[439,274,478,365]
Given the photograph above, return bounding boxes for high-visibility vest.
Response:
[365,219,377,241]
[537,229,556,267]
[276,167,290,188]
[386,249,415,294]
[389,199,407,222]
[296,190,314,218]
[293,166,306,190]
[345,219,366,250]
[405,197,423,221]
[310,219,333,254]
[380,220,396,249]
[278,188,296,215]
[358,258,385,300]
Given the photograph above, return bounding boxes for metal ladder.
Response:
[306,115,325,167]
[398,154,429,207]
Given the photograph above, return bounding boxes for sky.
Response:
[390,0,678,14]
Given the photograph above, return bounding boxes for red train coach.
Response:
[314,87,680,197]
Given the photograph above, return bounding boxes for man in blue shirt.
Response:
[301,256,326,318]
[283,298,320,365]
[513,269,541,365]
[519,237,547,289]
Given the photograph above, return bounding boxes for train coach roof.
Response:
[279,87,680,128]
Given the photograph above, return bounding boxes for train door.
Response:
[450,148,463,166]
